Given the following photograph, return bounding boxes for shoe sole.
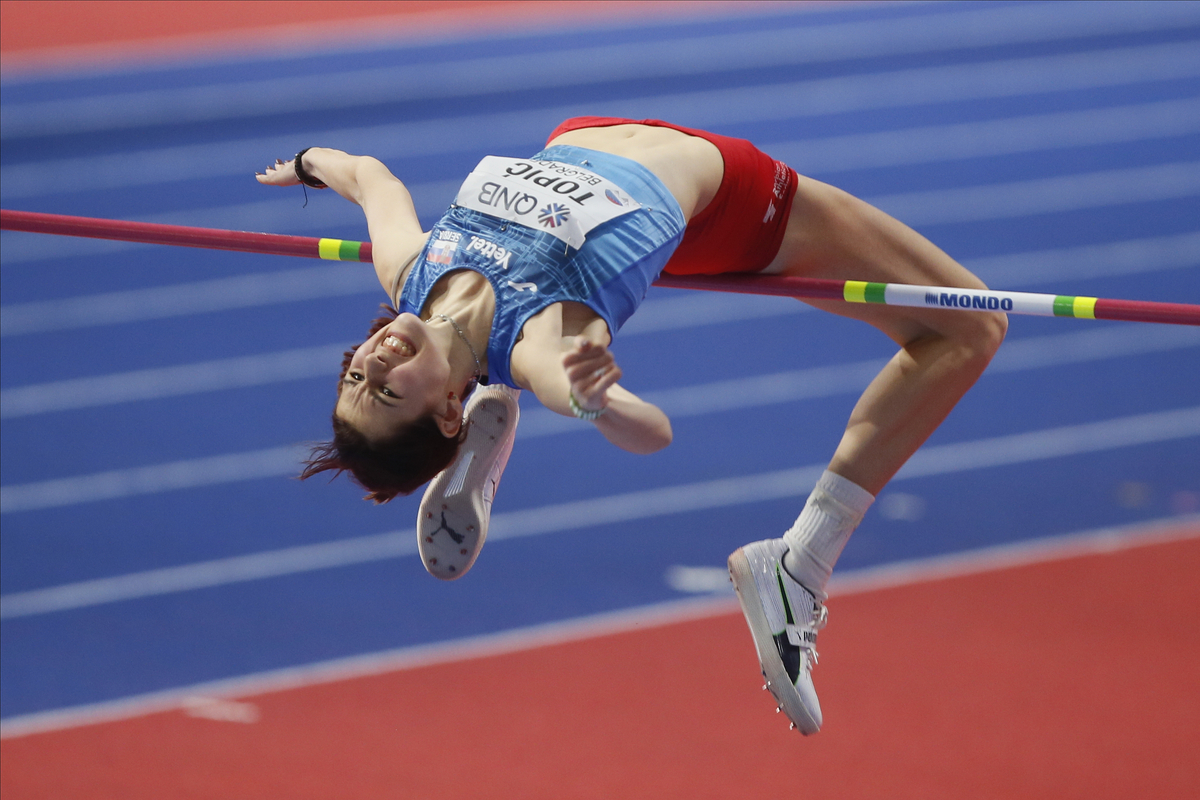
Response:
[728,547,820,735]
[417,387,519,580]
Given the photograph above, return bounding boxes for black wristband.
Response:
[293,148,328,189]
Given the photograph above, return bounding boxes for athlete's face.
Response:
[336,313,455,442]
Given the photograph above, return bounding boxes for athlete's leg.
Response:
[764,174,1009,495]
[729,176,1006,734]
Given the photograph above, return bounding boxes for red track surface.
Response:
[4,532,1197,799]
[0,0,760,68]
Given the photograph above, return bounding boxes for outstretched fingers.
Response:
[255,158,301,186]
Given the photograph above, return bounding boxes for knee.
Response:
[910,309,1006,373]
[959,310,1008,368]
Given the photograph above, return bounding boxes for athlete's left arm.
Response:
[257,148,427,296]
[516,337,673,454]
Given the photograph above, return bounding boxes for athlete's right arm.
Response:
[257,148,428,294]
[514,336,673,455]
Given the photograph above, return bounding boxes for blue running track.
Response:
[2,0,1198,723]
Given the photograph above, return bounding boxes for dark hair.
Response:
[299,305,464,503]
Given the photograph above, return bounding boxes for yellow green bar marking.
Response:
[844,281,888,304]
[865,282,887,303]
[317,238,364,261]
[1053,295,1099,318]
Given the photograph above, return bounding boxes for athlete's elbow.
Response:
[641,421,674,454]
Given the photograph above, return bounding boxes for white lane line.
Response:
[4,1,1192,137]
[0,446,306,515]
[0,530,420,619]
[2,514,1195,739]
[4,285,1197,424]
[6,229,1195,339]
[1,323,1196,504]
[4,37,1195,203]
[4,41,1198,261]
[520,324,1200,438]
[5,229,1195,343]
[772,97,1200,176]
[964,231,1200,288]
[0,183,454,266]
[873,160,1200,227]
[3,406,1198,615]
[0,344,347,418]
[826,514,1200,597]
[0,264,378,337]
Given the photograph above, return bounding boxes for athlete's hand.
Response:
[255,158,301,186]
[562,336,622,413]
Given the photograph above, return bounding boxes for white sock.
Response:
[782,470,875,601]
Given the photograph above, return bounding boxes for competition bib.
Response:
[455,156,641,249]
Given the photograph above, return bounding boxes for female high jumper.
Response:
[256,117,1007,734]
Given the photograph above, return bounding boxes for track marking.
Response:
[3,407,1198,611]
[7,94,1198,201]
[0,344,348,417]
[4,318,1195,440]
[0,446,306,514]
[872,160,1200,227]
[7,230,1196,339]
[771,97,1200,175]
[4,4,1194,137]
[4,350,1199,507]
[521,325,1200,437]
[2,515,1194,739]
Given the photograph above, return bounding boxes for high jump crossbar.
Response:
[3,209,1197,326]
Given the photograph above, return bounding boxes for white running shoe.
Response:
[417,384,520,580]
[728,539,828,735]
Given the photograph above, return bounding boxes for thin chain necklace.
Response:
[433,313,482,384]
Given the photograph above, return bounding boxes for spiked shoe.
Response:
[728,538,828,734]
[417,384,519,580]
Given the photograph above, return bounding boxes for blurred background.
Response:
[2,2,1198,797]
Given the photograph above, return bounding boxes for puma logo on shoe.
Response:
[430,511,465,544]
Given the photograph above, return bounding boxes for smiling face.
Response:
[336,312,456,443]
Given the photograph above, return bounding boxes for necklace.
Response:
[433,313,483,384]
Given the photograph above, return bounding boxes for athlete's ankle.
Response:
[782,470,874,600]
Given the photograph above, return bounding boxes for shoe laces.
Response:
[810,603,829,666]
[813,602,829,631]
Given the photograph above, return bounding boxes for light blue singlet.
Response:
[395,145,686,388]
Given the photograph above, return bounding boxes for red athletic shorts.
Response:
[546,117,797,275]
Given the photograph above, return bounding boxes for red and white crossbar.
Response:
[3,209,1197,326]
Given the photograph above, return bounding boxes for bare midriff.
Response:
[546,124,723,222]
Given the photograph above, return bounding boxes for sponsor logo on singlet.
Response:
[465,235,512,269]
[455,156,641,249]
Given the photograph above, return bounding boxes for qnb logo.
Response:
[537,203,570,229]
[926,291,1014,311]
